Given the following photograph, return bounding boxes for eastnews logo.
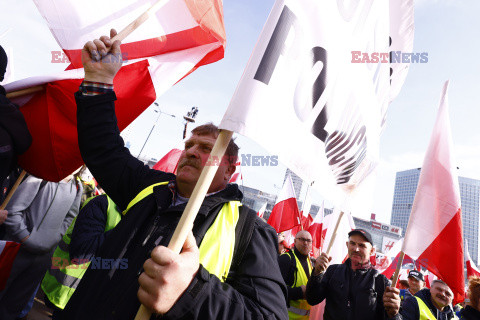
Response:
[203,154,279,167]
[351,51,428,63]
[51,51,129,63]
[51,257,128,270]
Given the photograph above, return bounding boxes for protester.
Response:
[0,44,32,223]
[42,194,122,315]
[399,280,410,290]
[306,228,401,320]
[400,279,457,320]
[457,276,480,320]
[0,173,82,319]
[58,29,288,320]
[278,230,314,319]
[400,271,425,305]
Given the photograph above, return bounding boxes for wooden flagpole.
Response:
[391,251,406,287]
[325,211,344,256]
[135,130,233,320]
[0,170,27,210]
[5,0,170,100]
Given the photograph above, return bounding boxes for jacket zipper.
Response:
[142,215,161,246]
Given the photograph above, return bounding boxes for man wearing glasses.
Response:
[278,230,314,319]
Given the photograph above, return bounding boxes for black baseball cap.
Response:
[408,270,424,282]
[348,229,373,246]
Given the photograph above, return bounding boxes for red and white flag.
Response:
[307,201,325,253]
[256,202,267,219]
[465,243,480,278]
[402,81,464,302]
[153,148,182,173]
[267,174,300,233]
[0,240,21,291]
[6,0,225,181]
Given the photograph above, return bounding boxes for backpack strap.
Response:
[229,205,257,273]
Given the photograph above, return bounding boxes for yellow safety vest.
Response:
[415,296,459,320]
[284,250,313,320]
[42,195,121,309]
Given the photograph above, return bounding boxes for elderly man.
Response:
[401,280,457,320]
[278,230,314,319]
[58,30,288,320]
[400,270,425,305]
[306,229,401,320]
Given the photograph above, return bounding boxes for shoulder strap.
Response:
[230,205,257,272]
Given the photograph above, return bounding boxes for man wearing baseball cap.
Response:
[305,228,401,320]
[400,271,425,305]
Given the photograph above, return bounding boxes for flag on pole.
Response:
[307,201,325,253]
[220,0,414,207]
[267,174,300,233]
[465,243,480,278]
[0,240,21,291]
[257,202,267,219]
[402,81,464,302]
[6,0,226,182]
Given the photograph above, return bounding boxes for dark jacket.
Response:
[59,90,288,320]
[306,259,400,320]
[400,288,456,320]
[0,85,32,188]
[70,194,119,262]
[459,305,480,320]
[278,247,311,303]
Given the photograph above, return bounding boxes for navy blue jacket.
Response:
[400,288,456,320]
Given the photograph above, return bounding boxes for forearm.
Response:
[305,272,328,306]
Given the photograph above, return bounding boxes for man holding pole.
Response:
[278,230,314,319]
[305,229,402,320]
[59,30,288,319]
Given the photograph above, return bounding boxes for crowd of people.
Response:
[0,32,479,320]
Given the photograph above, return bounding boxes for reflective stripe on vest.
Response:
[41,195,121,309]
[122,182,169,215]
[284,251,313,320]
[415,296,437,320]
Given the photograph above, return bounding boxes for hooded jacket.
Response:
[400,288,456,320]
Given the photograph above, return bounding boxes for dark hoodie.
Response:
[400,288,456,320]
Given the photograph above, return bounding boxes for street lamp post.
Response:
[137,102,175,159]
[182,106,199,139]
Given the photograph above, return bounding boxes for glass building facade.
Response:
[390,168,480,265]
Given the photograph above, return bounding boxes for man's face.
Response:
[294,231,312,256]
[346,234,374,264]
[430,283,454,310]
[408,276,424,295]
[176,133,235,197]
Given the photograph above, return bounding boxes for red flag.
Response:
[402,81,464,302]
[153,148,182,174]
[0,241,21,291]
[256,202,267,219]
[267,174,300,233]
[465,243,480,278]
[307,201,325,251]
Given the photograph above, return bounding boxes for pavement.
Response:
[23,290,53,320]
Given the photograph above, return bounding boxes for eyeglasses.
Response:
[296,238,312,243]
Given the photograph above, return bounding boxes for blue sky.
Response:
[1,0,479,224]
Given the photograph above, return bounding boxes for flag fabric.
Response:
[402,81,464,302]
[0,240,21,291]
[375,238,403,274]
[256,202,267,219]
[301,214,313,231]
[220,0,414,207]
[322,210,355,265]
[6,0,226,182]
[267,174,300,233]
[465,243,480,278]
[307,201,325,253]
[152,148,182,173]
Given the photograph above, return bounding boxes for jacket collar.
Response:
[463,305,480,318]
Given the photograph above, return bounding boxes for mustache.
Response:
[178,158,201,170]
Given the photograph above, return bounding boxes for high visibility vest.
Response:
[42,195,121,309]
[415,296,459,320]
[283,250,313,320]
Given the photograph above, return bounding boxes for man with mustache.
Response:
[400,279,457,320]
[306,229,402,320]
[58,30,288,320]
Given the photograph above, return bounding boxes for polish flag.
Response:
[0,241,21,290]
[153,148,182,173]
[267,174,300,233]
[6,0,225,182]
[375,238,403,274]
[300,193,313,230]
[402,81,464,302]
[256,202,267,219]
[465,243,480,278]
[307,201,325,254]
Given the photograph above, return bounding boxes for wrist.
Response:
[84,73,114,84]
